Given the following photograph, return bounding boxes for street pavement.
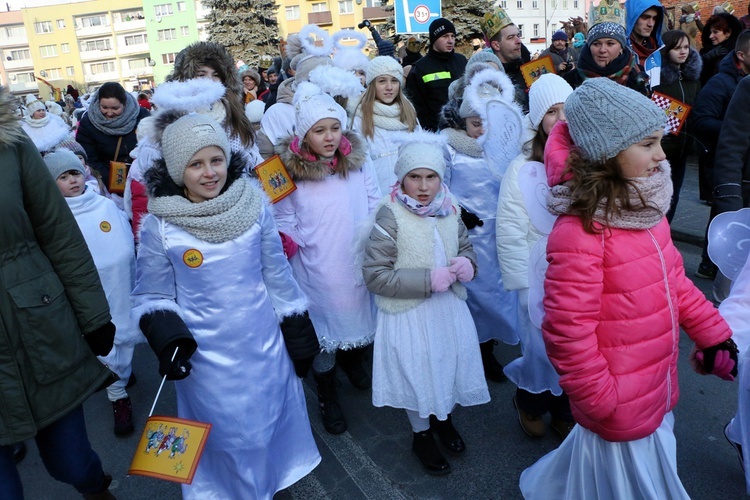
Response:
[17,159,748,499]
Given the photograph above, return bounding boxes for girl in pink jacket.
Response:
[520,78,737,499]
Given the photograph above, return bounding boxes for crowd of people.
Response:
[2,0,750,498]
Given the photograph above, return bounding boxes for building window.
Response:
[573,0,578,7]
[40,45,58,58]
[157,28,177,41]
[180,26,190,36]
[128,58,148,69]
[56,19,65,29]
[551,23,557,32]
[61,43,70,53]
[8,48,31,60]
[517,0,523,9]
[533,24,539,37]
[562,0,567,8]
[80,39,112,52]
[339,0,353,14]
[366,0,381,6]
[116,10,144,21]
[124,34,148,45]
[311,2,328,12]
[518,24,524,38]
[551,0,556,8]
[177,1,187,11]
[14,72,35,83]
[532,0,538,8]
[154,4,174,17]
[89,62,115,74]
[78,14,109,28]
[34,21,53,34]
[3,25,25,39]
[162,52,177,64]
[500,0,507,7]
[43,68,62,79]
[66,66,75,76]
[285,6,300,20]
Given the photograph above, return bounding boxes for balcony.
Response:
[122,67,154,79]
[117,42,150,57]
[84,70,120,84]
[80,48,115,62]
[75,24,112,38]
[0,35,28,47]
[113,18,146,32]
[8,80,37,93]
[4,58,33,70]
[363,6,390,20]
[308,11,332,25]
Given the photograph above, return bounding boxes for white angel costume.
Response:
[131,182,320,499]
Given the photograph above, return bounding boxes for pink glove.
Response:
[449,257,474,283]
[430,267,456,293]
[279,232,298,259]
[690,346,737,381]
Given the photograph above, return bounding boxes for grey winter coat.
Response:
[0,86,113,446]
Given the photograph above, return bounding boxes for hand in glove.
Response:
[430,267,457,293]
[84,321,116,356]
[449,257,474,283]
[280,312,320,378]
[459,206,484,229]
[279,232,299,259]
[159,342,194,380]
[704,44,730,61]
[690,338,739,381]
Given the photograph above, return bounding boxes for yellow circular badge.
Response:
[99,221,111,232]
[182,249,204,268]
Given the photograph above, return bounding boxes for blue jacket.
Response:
[625,0,665,45]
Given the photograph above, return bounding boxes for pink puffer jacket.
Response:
[543,215,732,442]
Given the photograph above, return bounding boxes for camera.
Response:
[358,19,372,29]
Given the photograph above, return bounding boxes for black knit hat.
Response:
[429,18,456,46]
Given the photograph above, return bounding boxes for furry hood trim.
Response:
[166,41,242,96]
[659,47,702,86]
[151,79,226,113]
[144,146,248,199]
[275,130,368,181]
[0,86,25,149]
[464,68,517,123]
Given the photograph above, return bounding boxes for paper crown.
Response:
[717,2,734,15]
[481,7,514,41]
[589,0,626,28]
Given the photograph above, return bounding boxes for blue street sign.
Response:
[394,0,442,34]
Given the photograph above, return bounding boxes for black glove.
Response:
[293,357,315,378]
[701,338,739,380]
[280,312,320,377]
[459,206,484,229]
[704,45,729,61]
[158,341,194,380]
[84,321,116,356]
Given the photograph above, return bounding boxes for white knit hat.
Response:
[528,73,574,130]
[293,82,347,140]
[26,97,46,115]
[245,99,266,124]
[44,149,85,180]
[161,113,231,186]
[365,56,404,86]
[393,131,447,181]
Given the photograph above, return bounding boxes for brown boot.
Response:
[513,395,545,438]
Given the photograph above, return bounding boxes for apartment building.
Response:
[498,0,591,52]
[0,10,36,97]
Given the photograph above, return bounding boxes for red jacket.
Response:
[543,215,731,441]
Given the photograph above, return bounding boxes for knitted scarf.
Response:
[578,48,637,86]
[391,182,455,217]
[148,177,262,243]
[547,161,672,230]
[443,128,484,158]
[358,100,410,131]
[87,91,141,136]
[630,34,658,62]
[24,114,50,127]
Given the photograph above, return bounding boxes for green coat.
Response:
[0,86,113,446]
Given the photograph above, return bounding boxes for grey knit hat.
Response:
[394,139,446,181]
[458,97,479,119]
[366,56,404,85]
[161,114,231,186]
[467,50,504,72]
[564,78,666,162]
[586,22,628,49]
[44,149,85,180]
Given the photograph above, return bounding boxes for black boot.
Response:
[429,414,465,454]
[82,474,116,499]
[12,441,27,464]
[480,341,506,382]
[314,368,347,434]
[336,347,371,390]
[412,429,451,475]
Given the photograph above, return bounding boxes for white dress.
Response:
[132,203,320,500]
[520,412,689,499]
[372,223,490,419]
[273,166,381,351]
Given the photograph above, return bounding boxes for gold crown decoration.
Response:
[718,2,735,15]
[481,7,514,41]
[589,0,626,28]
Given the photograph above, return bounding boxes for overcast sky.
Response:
[6,0,88,10]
